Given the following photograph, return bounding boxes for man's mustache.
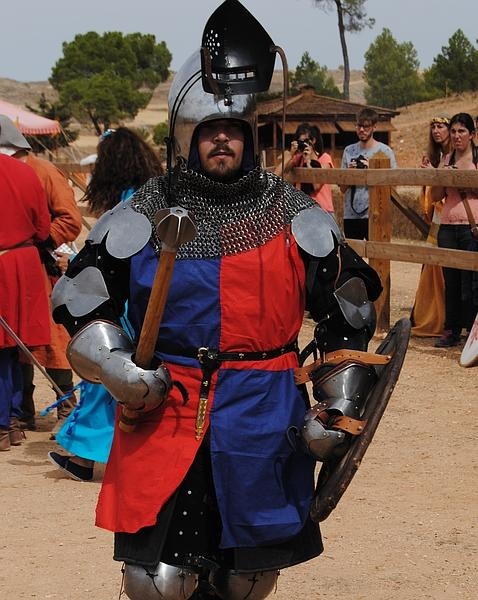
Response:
[208,143,235,158]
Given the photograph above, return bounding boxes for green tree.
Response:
[50,31,171,135]
[152,121,169,147]
[25,93,79,155]
[291,52,341,97]
[363,28,424,108]
[424,29,478,95]
[313,0,375,100]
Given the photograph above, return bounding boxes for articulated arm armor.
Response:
[52,204,171,412]
[68,320,171,411]
[292,206,383,461]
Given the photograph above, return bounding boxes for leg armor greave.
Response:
[210,568,279,600]
[123,562,198,600]
[300,360,378,462]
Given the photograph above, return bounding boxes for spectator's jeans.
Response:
[437,224,478,334]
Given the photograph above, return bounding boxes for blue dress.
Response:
[55,188,136,463]
[55,381,116,463]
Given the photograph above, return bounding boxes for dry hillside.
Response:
[1,75,478,167]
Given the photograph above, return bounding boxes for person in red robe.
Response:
[0,114,83,431]
[0,153,51,451]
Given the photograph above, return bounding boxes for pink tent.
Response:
[0,99,60,135]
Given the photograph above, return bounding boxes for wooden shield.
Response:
[460,311,478,367]
[310,317,411,523]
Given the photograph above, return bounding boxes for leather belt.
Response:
[160,341,298,440]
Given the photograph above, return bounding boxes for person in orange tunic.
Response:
[0,153,51,451]
[0,114,82,430]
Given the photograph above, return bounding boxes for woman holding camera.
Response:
[282,122,335,216]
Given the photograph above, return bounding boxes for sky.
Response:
[1,0,477,82]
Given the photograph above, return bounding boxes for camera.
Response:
[354,154,368,169]
[296,139,310,152]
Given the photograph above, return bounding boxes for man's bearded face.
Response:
[197,119,245,182]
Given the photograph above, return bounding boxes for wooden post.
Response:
[368,152,391,334]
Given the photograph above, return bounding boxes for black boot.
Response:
[20,363,36,430]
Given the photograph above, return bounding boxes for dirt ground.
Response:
[1,260,476,600]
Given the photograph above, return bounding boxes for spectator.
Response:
[0,114,82,432]
[0,153,51,451]
[340,107,397,239]
[431,112,478,347]
[48,127,164,481]
[283,123,335,216]
[411,116,450,337]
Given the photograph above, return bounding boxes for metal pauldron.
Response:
[291,204,345,258]
[87,199,152,259]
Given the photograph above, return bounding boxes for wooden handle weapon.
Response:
[119,206,197,432]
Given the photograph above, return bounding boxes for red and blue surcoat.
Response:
[94,171,318,550]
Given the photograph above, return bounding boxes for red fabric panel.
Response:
[96,362,208,533]
[0,155,51,348]
[220,230,306,353]
[0,247,51,348]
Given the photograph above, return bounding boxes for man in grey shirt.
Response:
[340,107,397,240]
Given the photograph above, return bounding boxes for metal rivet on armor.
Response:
[187,490,192,495]
[179,530,183,535]
[239,353,245,359]
[183,511,188,516]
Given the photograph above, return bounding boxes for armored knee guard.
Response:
[210,568,279,600]
[123,561,198,600]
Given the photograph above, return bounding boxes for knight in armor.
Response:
[51,2,382,598]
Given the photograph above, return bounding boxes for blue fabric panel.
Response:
[210,367,315,547]
[129,245,221,361]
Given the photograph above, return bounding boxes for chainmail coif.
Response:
[131,167,315,259]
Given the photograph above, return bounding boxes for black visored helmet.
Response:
[201,0,276,98]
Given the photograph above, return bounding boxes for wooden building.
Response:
[257,86,399,167]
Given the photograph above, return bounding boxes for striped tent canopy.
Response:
[0,99,60,135]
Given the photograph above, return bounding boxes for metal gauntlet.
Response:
[67,320,171,411]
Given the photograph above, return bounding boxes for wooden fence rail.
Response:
[290,162,478,332]
[56,161,478,332]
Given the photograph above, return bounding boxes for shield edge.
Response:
[460,310,478,367]
[310,317,411,523]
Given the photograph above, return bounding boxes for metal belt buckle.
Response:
[197,347,219,369]
[197,347,209,364]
